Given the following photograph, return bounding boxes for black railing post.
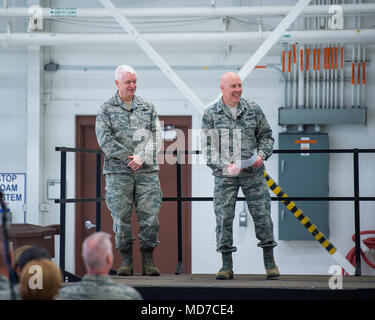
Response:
[96,153,102,232]
[353,148,361,276]
[175,152,183,275]
[59,150,66,272]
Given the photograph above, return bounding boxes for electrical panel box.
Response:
[278,133,329,240]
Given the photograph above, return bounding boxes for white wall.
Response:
[2,0,375,276]
[0,0,28,172]
[0,15,28,224]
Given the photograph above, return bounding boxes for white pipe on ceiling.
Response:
[1,4,375,18]
[1,30,375,46]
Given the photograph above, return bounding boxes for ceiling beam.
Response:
[98,0,206,114]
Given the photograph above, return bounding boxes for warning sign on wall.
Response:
[0,173,26,223]
[294,137,317,156]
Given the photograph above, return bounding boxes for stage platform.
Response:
[111,274,375,300]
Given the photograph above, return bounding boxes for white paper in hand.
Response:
[235,151,258,169]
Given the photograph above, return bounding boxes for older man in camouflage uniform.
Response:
[96,65,162,276]
[201,72,279,280]
[58,232,142,300]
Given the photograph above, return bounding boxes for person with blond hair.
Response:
[19,258,62,300]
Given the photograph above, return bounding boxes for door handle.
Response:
[281,210,285,223]
[84,220,96,230]
[281,159,286,173]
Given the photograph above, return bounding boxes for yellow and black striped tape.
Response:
[264,171,337,255]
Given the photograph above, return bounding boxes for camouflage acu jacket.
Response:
[57,274,143,300]
[201,98,274,177]
[96,92,162,174]
[0,275,18,300]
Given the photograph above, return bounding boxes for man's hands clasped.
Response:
[128,155,144,171]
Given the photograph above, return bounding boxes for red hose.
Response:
[344,230,375,275]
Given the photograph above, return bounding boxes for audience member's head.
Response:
[13,245,32,281]
[16,245,51,278]
[19,258,62,300]
[13,245,32,268]
[82,232,114,275]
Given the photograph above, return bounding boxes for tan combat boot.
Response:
[263,247,280,279]
[141,247,160,276]
[216,252,233,280]
[117,247,134,276]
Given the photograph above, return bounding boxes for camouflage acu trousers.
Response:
[213,171,277,253]
[105,171,162,250]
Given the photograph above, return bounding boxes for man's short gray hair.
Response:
[82,232,113,271]
[115,64,136,82]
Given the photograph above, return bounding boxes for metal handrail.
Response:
[55,147,375,277]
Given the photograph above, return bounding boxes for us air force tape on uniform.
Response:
[264,171,355,275]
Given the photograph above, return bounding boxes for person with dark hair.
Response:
[12,245,31,283]
[15,245,51,280]
[13,245,32,269]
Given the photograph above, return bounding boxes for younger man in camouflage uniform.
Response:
[201,72,280,280]
[96,65,162,276]
[58,232,142,300]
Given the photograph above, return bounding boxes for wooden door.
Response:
[75,115,191,275]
